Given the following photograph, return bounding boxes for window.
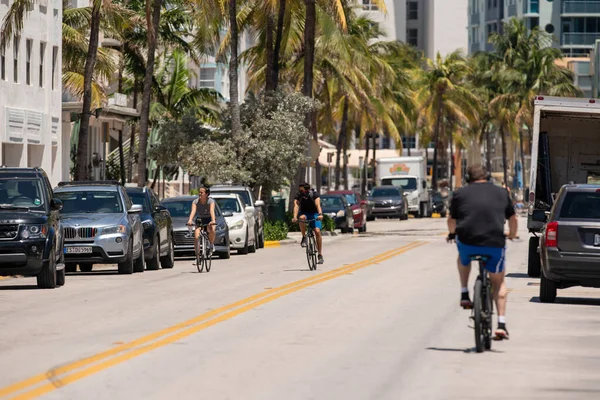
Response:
[407,29,418,47]
[559,192,600,219]
[407,1,418,20]
[39,42,45,87]
[55,191,123,213]
[25,39,32,85]
[362,0,378,11]
[13,36,19,83]
[199,67,216,88]
[1,47,5,81]
[51,46,58,90]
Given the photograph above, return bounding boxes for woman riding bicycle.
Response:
[187,186,217,252]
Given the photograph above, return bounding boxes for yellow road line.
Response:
[1,241,426,399]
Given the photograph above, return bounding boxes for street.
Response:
[1,217,600,400]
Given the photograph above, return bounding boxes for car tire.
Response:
[56,251,65,286]
[440,211,447,218]
[258,229,265,249]
[249,229,257,253]
[238,230,249,255]
[37,247,57,289]
[118,240,134,274]
[160,233,175,269]
[79,263,93,273]
[134,248,145,273]
[540,273,557,303]
[147,237,160,270]
[65,263,77,273]
[528,237,541,278]
[218,237,231,259]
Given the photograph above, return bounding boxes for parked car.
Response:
[0,167,65,288]
[212,193,256,254]
[161,196,230,259]
[431,191,447,218]
[368,186,409,220]
[327,190,368,233]
[536,184,600,303]
[125,187,175,270]
[54,181,145,274]
[210,185,265,248]
[320,194,355,233]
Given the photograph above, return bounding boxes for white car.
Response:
[211,193,257,254]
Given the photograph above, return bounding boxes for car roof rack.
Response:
[57,180,121,187]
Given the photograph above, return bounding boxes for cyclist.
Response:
[292,182,324,264]
[446,164,518,340]
[187,186,217,253]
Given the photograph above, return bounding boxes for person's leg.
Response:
[299,214,307,247]
[487,248,509,338]
[456,241,473,308]
[208,224,216,247]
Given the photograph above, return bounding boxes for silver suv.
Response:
[54,181,144,274]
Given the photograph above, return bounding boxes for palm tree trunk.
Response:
[501,126,508,185]
[343,140,348,190]
[229,0,241,136]
[371,133,377,186]
[449,131,454,191]
[137,0,163,187]
[264,13,275,93]
[455,147,463,189]
[485,126,492,173]
[335,97,348,190]
[151,165,161,190]
[361,127,369,197]
[118,130,126,185]
[74,1,102,181]
[431,98,443,190]
[128,81,138,183]
[304,0,319,192]
[519,128,526,199]
[272,0,286,91]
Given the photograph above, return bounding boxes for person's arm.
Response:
[447,216,457,236]
[315,197,323,220]
[188,201,196,225]
[292,200,300,222]
[209,201,216,224]
[507,214,518,239]
[447,192,459,241]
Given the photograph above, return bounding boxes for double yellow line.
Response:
[0,241,425,399]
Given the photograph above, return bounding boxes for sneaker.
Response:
[318,255,324,264]
[494,323,510,340]
[460,292,473,309]
[301,236,307,248]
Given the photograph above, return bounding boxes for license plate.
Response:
[64,246,93,254]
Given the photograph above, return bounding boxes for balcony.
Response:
[563,1,600,14]
[562,32,600,46]
[469,12,480,25]
[508,4,517,17]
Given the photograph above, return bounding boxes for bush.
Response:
[322,214,336,232]
[284,211,335,233]
[190,188,199,195]
[264,220,289,241]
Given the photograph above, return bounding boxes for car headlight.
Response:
[216,223,226,232]
[337,210,345,217]
[229,219,245,230]
[142,220,153,230]
[102,225,127,235]
[352,209,361,215]
[21,224,48,239]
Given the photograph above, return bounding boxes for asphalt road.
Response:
[1,217,600,399]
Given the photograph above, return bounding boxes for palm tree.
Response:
[415,50,479,190]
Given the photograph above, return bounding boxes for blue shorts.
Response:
[457,240,506,274]
[300,213,322,230]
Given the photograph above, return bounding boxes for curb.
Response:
[264,231,339,248]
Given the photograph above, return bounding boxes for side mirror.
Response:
[154,205,167,213]
[254,200,265,207]
[129,204,143,213]
[51,198,63,211]
[361,200,368,206]
[223,211,234,217]
[245,206,254,212]
[532,209,548,223]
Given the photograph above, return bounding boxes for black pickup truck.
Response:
[0,167,65,288]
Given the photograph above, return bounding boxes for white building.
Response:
[0,0,68,186]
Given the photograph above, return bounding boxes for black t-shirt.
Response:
[449,182,515,248]
[295,190,320,214]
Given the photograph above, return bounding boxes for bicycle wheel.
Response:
[205,234,212,272]
[305,232,315,271]
[483,279,493,350]
[310,234,318,270]
[196,235,204,273]
[473,278,485,353]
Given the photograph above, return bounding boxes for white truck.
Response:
[527,95,600,276]
[376,156,431,218]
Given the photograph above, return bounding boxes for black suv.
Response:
[0,167,65,288]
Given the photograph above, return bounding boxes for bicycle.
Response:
[299,219,318,271]
[187,220,214,273]
[470,254,494,353]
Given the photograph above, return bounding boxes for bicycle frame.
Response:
[299,219,319,271]
[187,222,213,273]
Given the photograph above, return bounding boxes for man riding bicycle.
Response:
[187,186,217,253]
[447,164,518,340]
[292,182,324,264]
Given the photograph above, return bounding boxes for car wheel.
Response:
[134,248,145,273]
[218,236,231,259]
[79,263,93,273]
[160,233,175,269]
[528,237,541,278]
[540,273,557,303]
[37,247,57,289]
[56,251,65,286]
[249,228,257,253]
[147,237,160,270]
[440,211,447,218]
[258,229,265,249]
[238,229,249,255]
[118,240,134,274]
[65,263,77,273]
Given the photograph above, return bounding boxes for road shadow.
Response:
[426,346,504,354]
[67,271,120,276]
[283,268,313,272]
[530,296,600,306]
[541,388,600,394]
[506,273,530,279]
[0,284,40,290]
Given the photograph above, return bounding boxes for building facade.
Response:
[0,0,67,186]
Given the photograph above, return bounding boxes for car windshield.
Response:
[55,191,123,213]
[381,177,417,191]
[343,194,357,205]
[559,192,600,219]
[164,201,193,218]
[215,198,242,213]
[321,196,344,208]
[371,188,401,197]
[213,190,251,206]
[0,178,46,210]
[127,192,150,213]
[432,193,443,202]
